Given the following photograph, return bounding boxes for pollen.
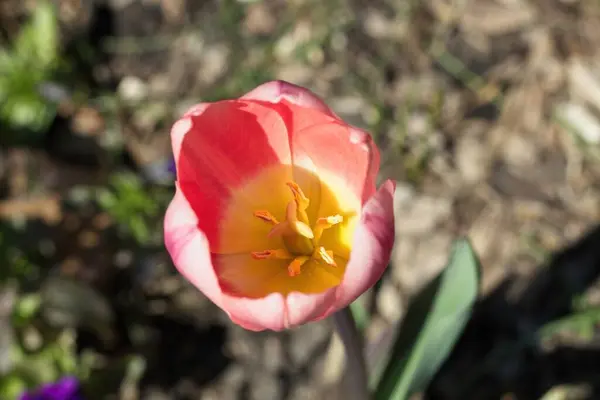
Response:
[252,181,344,277]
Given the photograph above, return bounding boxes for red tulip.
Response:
[164,81,395,331]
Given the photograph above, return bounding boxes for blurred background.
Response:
[2,0,600,399]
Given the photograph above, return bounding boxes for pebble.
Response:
[289,321,330,366]
[249,371,283,400]
[118,76,148,104]
[394,195,452,236]
[455,135,489,184]
[262,336,284,372]
[198,45,230,85]
[376,280,404,323]
[392,233,453,293]
[556,102,600,144]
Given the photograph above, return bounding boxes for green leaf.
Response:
[12,294,42,326]
[538,307,600,342]
[14,1,59,69]
[0,373,27,400]
[349,294,370,332]
[374,238,480,400]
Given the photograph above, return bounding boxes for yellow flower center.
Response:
[215,165,360,297]
[250,182,344,277]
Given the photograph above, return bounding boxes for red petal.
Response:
[242,81,380,206]
[176,100,291,251]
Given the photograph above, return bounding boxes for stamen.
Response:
[251,249,293,260]
[313,214,344,243]
[317,215,344,226]
[287,256,310,277]
[314,246,337,266]
[250,181,344,278]
[253,210,279,225]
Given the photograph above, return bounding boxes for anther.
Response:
[253,210,279,225]
[313,214,344,243]
[251,249,293,260]
[287,256,310,277]
[315,247,336,266]
[317,215,344,227]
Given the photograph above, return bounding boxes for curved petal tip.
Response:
[242,80,336,116]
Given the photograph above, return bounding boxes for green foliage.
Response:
[539,306,600,342]
[374,238,481,400]
[0,1,62,144]
[0,226,38,285]
[0,287,144,400]
[96,173,161,245]
[0,295,79,399]
[349,294,370,332]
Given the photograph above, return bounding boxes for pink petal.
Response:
[333,180,396,310]
[222,288,339,331]
[290,118,380,205]
[241,80,337,117]
[164,186,224,309]
[243,81,380,204]
[165,188,291,332]
[222,293,287,331]
[285,287,338,327]
[171,104,208,165]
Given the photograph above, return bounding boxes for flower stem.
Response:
[332,307,371,400]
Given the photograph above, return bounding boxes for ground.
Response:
[1,0,600,399]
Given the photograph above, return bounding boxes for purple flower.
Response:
[19,377,83,400]
[167,158,176,175]
[140,158,176,184]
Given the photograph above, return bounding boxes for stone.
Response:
[500,133,538,167]
[262,336,284,372]
[118,76,148,104]
[556,102,600,144]
[455,135,489,184]
[392,233,453,294]
[249,371,283,400]
[289,321,330,366]
[394,194,452,236]
[216,365,246,400]
[289,383,321,400]
[376,280,404,323]
[198,45,230,85]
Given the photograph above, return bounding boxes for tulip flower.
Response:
[164,80,395,331]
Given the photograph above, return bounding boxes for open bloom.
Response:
[164,80,395,331]
[19,377,83,400]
